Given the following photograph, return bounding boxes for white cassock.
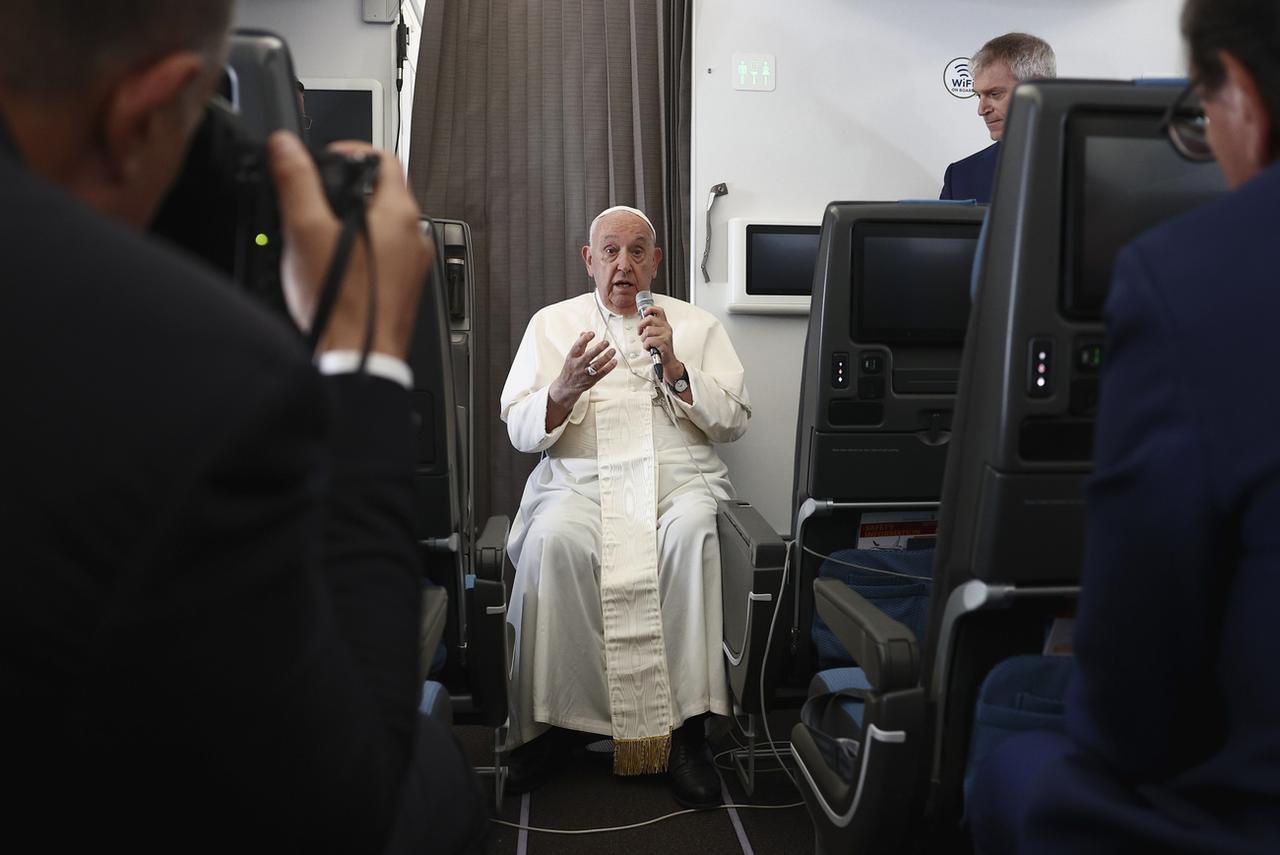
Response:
[500,290,750,773]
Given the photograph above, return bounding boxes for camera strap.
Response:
[355,214,377,371]
[306,206,377,367]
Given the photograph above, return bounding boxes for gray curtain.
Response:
[408,0,692,524]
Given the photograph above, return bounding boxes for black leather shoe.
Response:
[668,723,722,809]
[505,727,579,795]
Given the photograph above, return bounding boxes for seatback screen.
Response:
[304,88,375,149]
[746,225,821,296]
[852,221,980,343]
[1063,112,1226,319]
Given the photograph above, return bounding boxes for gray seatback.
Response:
[922,79,1226,835]
[788,203,985,677]
[793,203,986,515]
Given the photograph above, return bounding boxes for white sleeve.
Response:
[669,317,751,443]
[316,350,414,389]
[499,314,588,453]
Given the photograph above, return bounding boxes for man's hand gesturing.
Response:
[545,331,616,431]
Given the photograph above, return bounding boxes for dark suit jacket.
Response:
[0,122,482,852]
[941,142,999,203]
[970,161,1280,853]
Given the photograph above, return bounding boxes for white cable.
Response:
[588,297,778,797]
[656,381,720,500]
[758,543,799,790]
[715,741,793,758]
[800,544,933,582]
[491,801,804,835]
[591,298,719,503]
[591,299,661,387]
[590,297,799,796]
[725,724,792,754]
[713,744,795,774]
[516,793,530,855]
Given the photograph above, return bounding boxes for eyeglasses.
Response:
[1160,79,1213,162]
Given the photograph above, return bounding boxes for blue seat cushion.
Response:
[429,640,447,678]
[963,654,1074,805]
[812,548,933,667]
[808,667,873,734]
[800,667,874,784]
[419,680,452,726]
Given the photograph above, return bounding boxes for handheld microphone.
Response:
[395,17,408,92]
[635,290,663,381]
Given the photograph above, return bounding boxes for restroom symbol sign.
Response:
[732,53,776,92]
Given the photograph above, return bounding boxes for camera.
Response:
[151,30,379,319]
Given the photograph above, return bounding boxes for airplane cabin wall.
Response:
[692,0,1187,533]
[231,1,1187,536]
[232,0,401,151]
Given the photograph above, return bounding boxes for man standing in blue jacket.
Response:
[941,33,1056,203]
[970,1,1280,852]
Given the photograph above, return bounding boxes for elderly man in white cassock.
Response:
[499,205,750,808]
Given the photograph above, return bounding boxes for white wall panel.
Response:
[692,0,1185,532]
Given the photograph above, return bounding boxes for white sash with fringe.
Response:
[594,391,673,774]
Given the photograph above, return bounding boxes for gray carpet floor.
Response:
[455,708,814,855]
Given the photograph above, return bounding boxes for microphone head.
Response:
[636,290,655,315]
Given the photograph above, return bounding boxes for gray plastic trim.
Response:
[792,723,907,828]
[722,591,773,667]
[928,579,1080,776]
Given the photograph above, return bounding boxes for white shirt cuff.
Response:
[316,350,414,390]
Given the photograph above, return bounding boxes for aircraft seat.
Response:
[418,587,454,727]
[811,547,931,669]
[718,201,983,794]
[419,681,453,726]
[961,653,1073,806]
[419,585,449,682]
[788,79,1226,854]
[413,218,514,802]
[792,578,925,854]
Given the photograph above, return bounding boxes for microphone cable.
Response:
[590,295,725,503]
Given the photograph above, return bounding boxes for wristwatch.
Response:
[667,366,689,394]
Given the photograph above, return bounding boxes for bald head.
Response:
[0,0,233,97]
[0,0,234,231]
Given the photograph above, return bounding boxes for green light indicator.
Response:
[255,233,270,247]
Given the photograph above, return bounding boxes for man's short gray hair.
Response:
[589,205,657,247]
[971,32,1057,82]
[0,0,233,95]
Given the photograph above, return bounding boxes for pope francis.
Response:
[499,205,750,808]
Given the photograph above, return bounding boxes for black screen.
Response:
[1063,112,1226,318]
[853,222,980,343]
[746,225,820,295]
[304,88,376,149]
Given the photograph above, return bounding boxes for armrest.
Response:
[718,499,787,566]
[419,585,449,682]
[814,577,919,693]
[475,514,510,582]
[717,498,787,663]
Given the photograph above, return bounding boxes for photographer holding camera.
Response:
[0,2,485,853]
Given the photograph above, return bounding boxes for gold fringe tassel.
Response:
[612,732,671,776]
